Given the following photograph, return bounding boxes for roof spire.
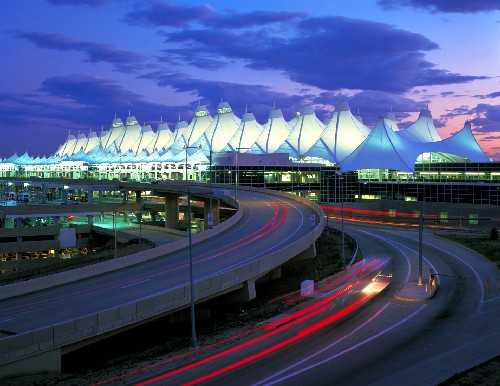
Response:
[245,104,248,113]
[273,101,276,110]
[128,110,131,117]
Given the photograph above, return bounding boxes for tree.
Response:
[490,227,499,241]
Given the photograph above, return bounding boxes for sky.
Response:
[1,0,499,160]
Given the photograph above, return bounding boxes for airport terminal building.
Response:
[1,100,499,208]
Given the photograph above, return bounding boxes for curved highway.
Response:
[0,188,320,338]
[125,222,500,386]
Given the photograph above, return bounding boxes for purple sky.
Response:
[1,0,499,159]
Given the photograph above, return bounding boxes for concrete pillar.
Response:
[62,189,69,204]
[229,280,256,302]
[87,214,94,226]
[163,194,180,229]
[87,188,93,204]
[41,184,47,204]
[135,190,142,203]
[292,243,317,261]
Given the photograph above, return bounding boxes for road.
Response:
[0,189,319,337]
[128,223,500,386]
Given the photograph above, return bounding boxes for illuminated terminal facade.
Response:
[1,100,499,207]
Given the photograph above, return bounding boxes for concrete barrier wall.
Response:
[0,187,324,371]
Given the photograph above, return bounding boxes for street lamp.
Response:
[187,189,198,348]
[235,147,250,199]
[184,145,201,185]
[113,191,117,259]
[337,171,345,268]
[208,149,213,228]
[184,145,199,348]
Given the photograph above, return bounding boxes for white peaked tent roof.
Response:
[354,109,363,123]
[117,115,142,153]
[341,116,425,172]
[288,111,301,128]
[251,108,292,154]
[168,120,189,156]
[428,121,490,162]
[184,105,213,147]
[60,133,78,157]
[284,105,325,156]
[203,101,241,153]
[136,124,156,155]
[385,111,399,132]
[73,132,88,155]
[398,108,441,142]
[225,111,264,152]
[104,117,124,149]
[305,100,370,163]
[151,121,173,153]
[84,131,100,153]
[98,128,111,151]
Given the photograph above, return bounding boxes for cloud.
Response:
[378,0,500,13]
[476,91,500,99]
[124,1,304,28]
[155,14,486,93]
[124,1,215,27]
[11,31,146,73]
[138,71,305,121]
[0,74,184,157]
[48,0,109,8]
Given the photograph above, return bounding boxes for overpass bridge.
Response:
[0,182,324,376]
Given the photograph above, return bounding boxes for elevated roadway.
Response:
[137,222,500,386]
[0,184,324,375]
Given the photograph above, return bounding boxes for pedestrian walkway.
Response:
[395,282,438,301]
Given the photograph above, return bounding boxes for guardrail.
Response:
[0,185,324,375]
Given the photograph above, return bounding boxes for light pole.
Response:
[208,149,213,228]
[184,145,200,185]
[113,191,117,259]
[187,189,198,348]
[235,147,250,199]
[339,172,345,268]
[184,145,199,348]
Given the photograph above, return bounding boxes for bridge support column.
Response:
[135,190,142,203]
[87,214,94,227]
[292,242,317,261]
[228,280,256,303]
[163,195,180,230]
[41,184,47,204]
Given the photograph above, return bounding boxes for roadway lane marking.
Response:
[121,279,151,289]
[253,302,427,386]
[0,318,15,323]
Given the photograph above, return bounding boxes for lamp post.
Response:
[184,145,199,348]
[187,189,198,348]
[235,147,250,199]
[208,149,213,228]
[113,191,117,259]
[184,145,200,185]
[339,172,345,268]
